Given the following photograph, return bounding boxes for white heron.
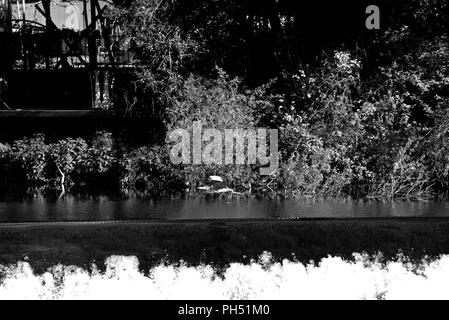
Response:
[198,176,244,195]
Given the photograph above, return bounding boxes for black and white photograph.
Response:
[0,0,449,303]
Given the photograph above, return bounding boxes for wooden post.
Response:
[82,0,88,30]
[89,0,97,68]
[21,0,28,70]
[42,0,50,69]
[0,0,12,107]
[5,0,12,73]
[89,0,98,108]
[1,0,12,33]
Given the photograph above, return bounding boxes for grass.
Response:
[0,218,449,273]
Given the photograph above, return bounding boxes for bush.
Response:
[0,133,119,194]
[279,123,352,197]
[82,131,116,176]
[166,69,257,131]
[0,143,9,159]
[48,138,88,191]
[163,70,266,194]
[11,134,49,185]
[120,145,185,194]
[368,142,433,200]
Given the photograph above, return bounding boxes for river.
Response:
[0,194,448,222]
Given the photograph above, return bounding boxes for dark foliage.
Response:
[2,0,449,199]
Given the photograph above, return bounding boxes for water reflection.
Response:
[0,195,448,222]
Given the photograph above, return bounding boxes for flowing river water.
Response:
[0,194,448,222]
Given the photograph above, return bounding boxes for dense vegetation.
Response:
[1,0,449,200]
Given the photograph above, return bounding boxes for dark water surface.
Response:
[0,195,449,222]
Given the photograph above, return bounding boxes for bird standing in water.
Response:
[198,176,243,195]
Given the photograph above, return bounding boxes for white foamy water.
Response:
[1,252,449,300]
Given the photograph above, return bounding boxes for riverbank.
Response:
[1,218,449,273]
